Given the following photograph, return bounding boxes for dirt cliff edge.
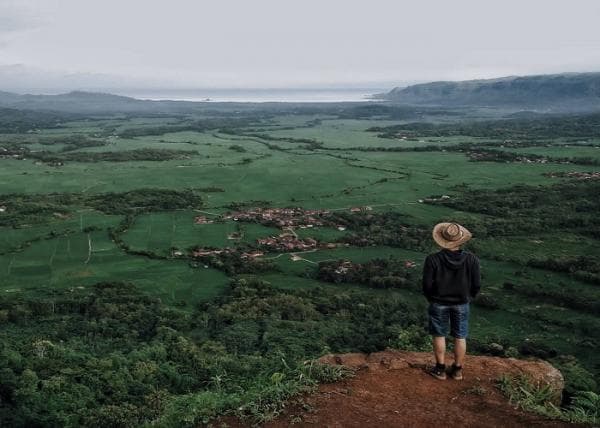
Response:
[318,349,564,404]
[264,349,568,427]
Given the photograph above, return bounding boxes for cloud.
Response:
[0,1,45,37]
[0,63,167,93]
[1,0,599,89]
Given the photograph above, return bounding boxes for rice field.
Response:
[1,113,597,355]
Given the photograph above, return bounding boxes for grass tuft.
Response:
[497,375,599,425]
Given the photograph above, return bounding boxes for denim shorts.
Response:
[428,303,470,339]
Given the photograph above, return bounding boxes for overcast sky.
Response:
[1,0,599,90]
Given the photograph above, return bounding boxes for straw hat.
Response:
[432,222,472,249]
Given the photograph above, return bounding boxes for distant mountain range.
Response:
[379,72,600,111]
[0,90,261,114]
[0,89,362,114]
[1,72,600,113]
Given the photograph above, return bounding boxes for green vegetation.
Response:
[31,148,198,163]
[369,111,600,139]
[427,180,600,238]
[1,101,599,425]
[0,188,204,227]
[381,72,600,110]
[0,279,410,426]
[497,375,600,425]
[0,108,76,133]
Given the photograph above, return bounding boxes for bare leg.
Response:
[433,336,446,365]
[454,338,466,367]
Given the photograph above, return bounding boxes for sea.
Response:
[117,88,387,103]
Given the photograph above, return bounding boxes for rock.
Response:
[488,342,505,355]
[507,357,564,405]
[336,353,368,368]
[318,353,368,369]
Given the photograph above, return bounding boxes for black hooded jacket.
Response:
[422,249,481,304]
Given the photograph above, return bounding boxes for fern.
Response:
[497,375,599,425]
[565,391,600,424]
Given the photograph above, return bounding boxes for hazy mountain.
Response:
[3,72,600,114]
[0,90,147,113]
[0,90,365,114]
[380,73,600,111]
[0,90,225,114]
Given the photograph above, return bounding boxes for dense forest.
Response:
[369,112,600,139]
[0,279,422,426]
[30,148,199,164]
[0,108,76,133]
[427,180,600,239]
[380,72,600,110]
[0,189,204,227]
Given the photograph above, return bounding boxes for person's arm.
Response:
[470,256,481,299]
[422,255,434,301]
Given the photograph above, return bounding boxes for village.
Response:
[467,150,549,164]
[190,246,264,260]
[543,171,600,180]
[220,205,374,230]
[184,205,389,264]
[317,258,418,285]
[188,230,339,261]
[223,207,333,228]
[187,205,384,257]
[193,215,214,225]
[257,233,317,252]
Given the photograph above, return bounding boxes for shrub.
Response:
[388,325,432,352]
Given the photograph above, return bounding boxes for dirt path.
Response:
[84,233,92,264]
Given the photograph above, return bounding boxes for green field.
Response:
[2,114,597,301]
[1,106,599,426]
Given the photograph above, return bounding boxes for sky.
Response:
[0,0,599,91]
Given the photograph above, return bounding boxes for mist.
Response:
[1,0,599,92]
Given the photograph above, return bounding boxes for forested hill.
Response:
[0,90,169,114]
[380,73,600,111]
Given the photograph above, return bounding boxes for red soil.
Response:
[250,350,571,428]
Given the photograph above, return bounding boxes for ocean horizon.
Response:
[116,87,388,103]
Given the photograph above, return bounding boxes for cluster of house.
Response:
[349,206,373,213]
[241,250,265,259]
[419,195,451,203]
[223,207,332,229]
[183,205,391,262]
[331,259,415,275]
[0,150,24,160]
[220,206,375,232]
[544,171,600,180]
[516,157,549,164]
[194,215,214,225]
[190,247,264,259]
[43,161,64,167]
[257,233,318,252]
[468,151,550,164]
[333,260,354,275]
[190,248,229,257]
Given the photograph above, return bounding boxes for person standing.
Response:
[422,222,481,380]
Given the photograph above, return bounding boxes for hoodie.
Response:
[422,249,481,304]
